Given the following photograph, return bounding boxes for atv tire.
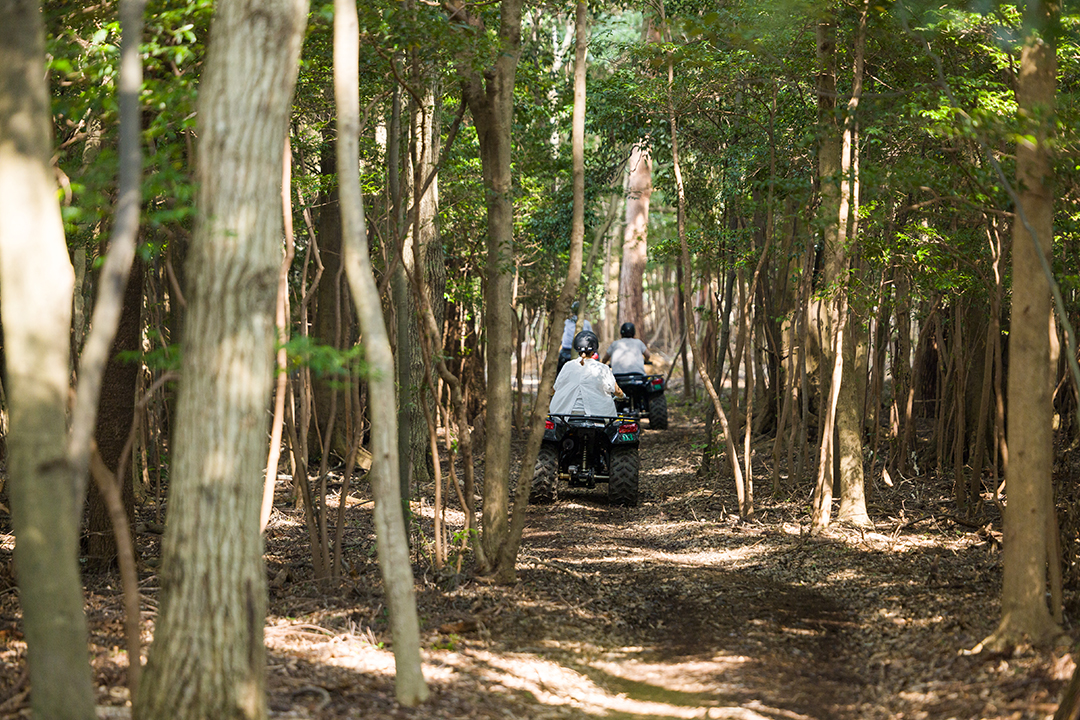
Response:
[607,446,639,507]
[530,445,559,504]
[649,393,669,429]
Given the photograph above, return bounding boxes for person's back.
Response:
[603,322,650,375]
[550,330,622,417]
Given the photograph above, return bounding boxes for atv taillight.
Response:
[620,422,638,434]
[651,377,664,389]
[545,419,555,430]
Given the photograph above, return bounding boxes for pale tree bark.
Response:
[834,1,871,528]
[335,0,429,704]
[137,2,309,719]
[493,0,589,582]
[980,0,1061,651]
[445,0,523,572]
[619,143,651,330]
[0,1,95,716]
[261,139,297,532]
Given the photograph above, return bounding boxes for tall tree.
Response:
[619,142,651,331]
[397,74,444,510]
[982,0,1061,651]
[0,1,96,716]
[136,1,309,718]
[833,0,872,528]
[810,15,844,531]
[335,0,429,704]
[445,0,524,571]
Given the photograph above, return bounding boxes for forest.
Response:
[1,0,1079,718]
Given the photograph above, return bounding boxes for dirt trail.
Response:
[0,395,1072,719]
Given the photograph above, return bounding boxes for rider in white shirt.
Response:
[603,322,650,375]
[550,330,624,416]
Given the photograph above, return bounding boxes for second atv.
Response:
[613,373,668,429]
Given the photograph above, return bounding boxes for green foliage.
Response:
[46,0,210,247]
[281,336,369,385]
[115,332,180,373]
[431,634,460,651]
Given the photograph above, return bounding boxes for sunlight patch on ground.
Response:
[265,623,397,679]
[651,463,688,477]
[591,652,753,695]
[434,646,782,719]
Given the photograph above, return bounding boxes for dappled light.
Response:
[3,1,1077,717]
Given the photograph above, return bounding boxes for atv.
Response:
[530,413,641,507]
[613,373,669,429]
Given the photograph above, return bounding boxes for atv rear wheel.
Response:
[649,393,668,429]
[530,444,559,503]
[608,447,639,507]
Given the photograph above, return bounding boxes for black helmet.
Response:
[572,330,599,358]
[620,322,636,338]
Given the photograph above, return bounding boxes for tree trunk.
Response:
[405,79,443,485]
[335,0,429,702]
[982,0,1060,650]
[85,257,144,571]
[312,131,348,461]
[834,2,871,527]
[811,16,843,530]
[450,0,524,572]
[0,1,96,715]
[137,3,309,718]
[619,143,651,331]
[891,268,913,478]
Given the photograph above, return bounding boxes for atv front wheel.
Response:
[608,447,639,507]
[649,393,669,429]
[530,444,560,503]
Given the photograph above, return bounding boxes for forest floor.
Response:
[1,389,1078,719]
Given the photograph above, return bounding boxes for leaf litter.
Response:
[0,391,1075,719]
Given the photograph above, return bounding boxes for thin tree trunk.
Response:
[262,138,297,533]
[86,257,143,572]
[812,16,842,525]
[892,270,913,478]
[449,0,524,573]
[335,0,428,703]
[969,219,1005,512]
[790,237,815,485]
[831,1,871,528]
